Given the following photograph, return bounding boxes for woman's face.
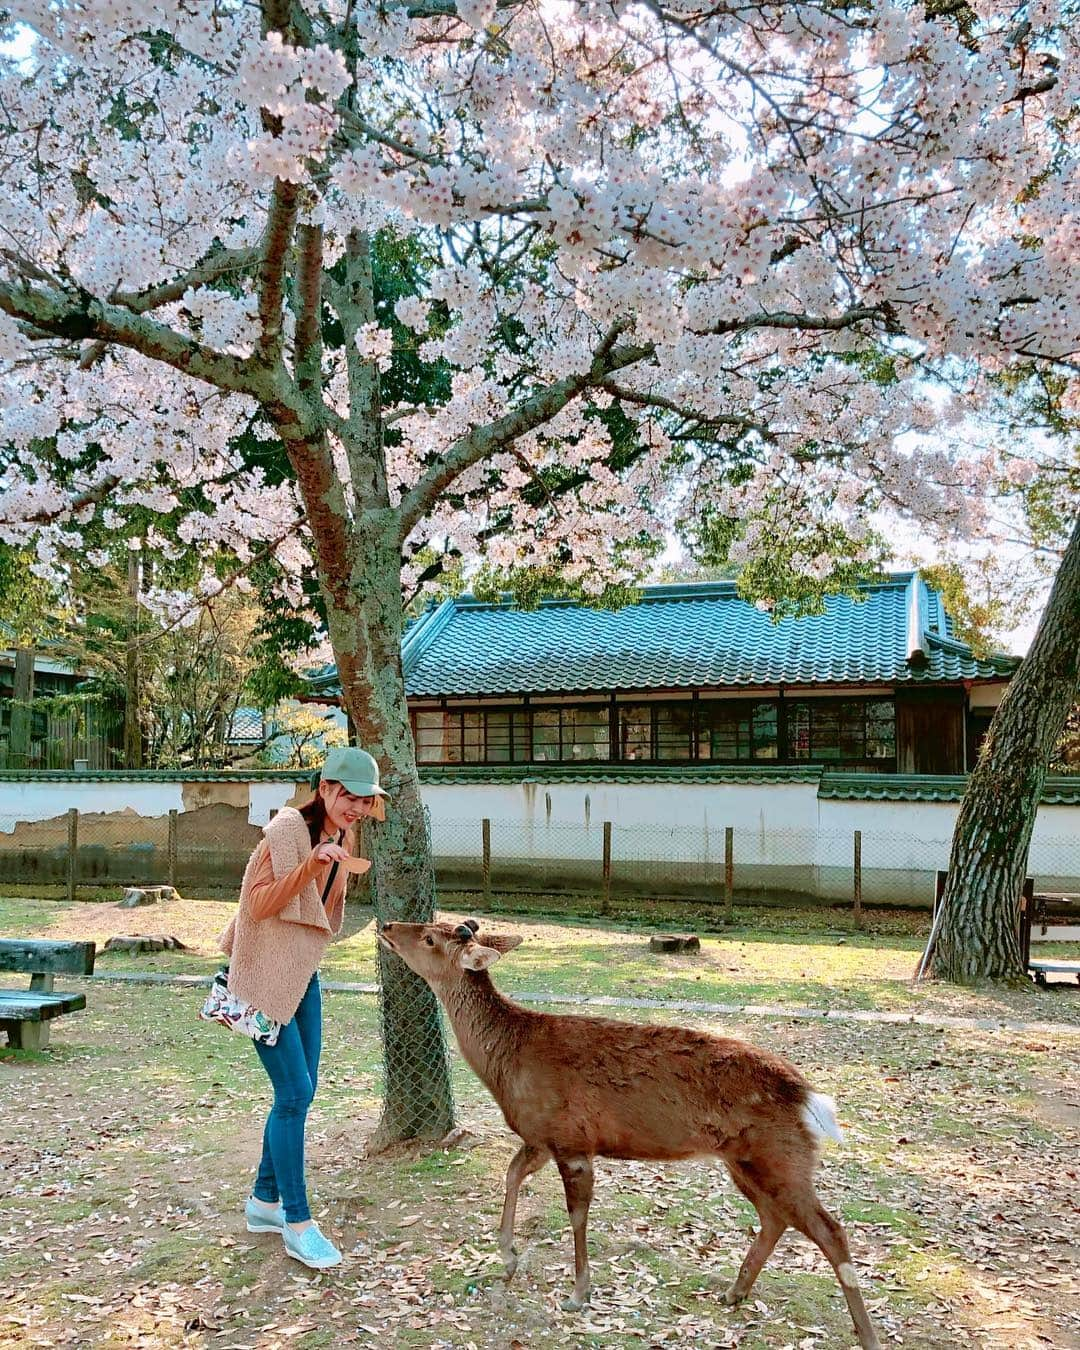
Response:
[319,781,379,832]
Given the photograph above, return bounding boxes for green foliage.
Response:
[404,545,468,618]
[0,546,59,644]
[693,511,889,619]
[1051,705,1080,774]
[467,563,643,612]
[919,560,1031,658]
[260,704,347,769]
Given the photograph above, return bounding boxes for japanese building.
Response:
[305,571,1018,778]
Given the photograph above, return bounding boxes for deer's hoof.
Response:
[501,1252,518,1283]
[560,1291,590,1313]
[723,1285,746,1307]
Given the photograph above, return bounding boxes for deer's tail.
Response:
[801,1090,844,1145]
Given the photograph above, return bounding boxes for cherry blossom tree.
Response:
[1,0,1077,1133]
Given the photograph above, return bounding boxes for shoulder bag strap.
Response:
[319,829,345,904]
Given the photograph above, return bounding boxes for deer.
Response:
[378,918,881,1350]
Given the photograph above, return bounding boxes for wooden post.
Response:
[1019,876,1035,971]
[66,808,78,903]
[853,830,863,929]
[724,826,734,922]
[481,818,491,902]
[168,809,178,891]
[602,821,612,915]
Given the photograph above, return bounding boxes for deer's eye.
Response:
[425,936,435,947]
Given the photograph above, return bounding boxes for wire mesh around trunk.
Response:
[367,806,455,1149]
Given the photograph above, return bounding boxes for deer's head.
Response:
[379,918,523,986]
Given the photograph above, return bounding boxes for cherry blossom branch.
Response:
[0,280,257,395]
[113,245,263,316]
[323,231,389,508]
[698,305,899,338]
[133,526,305,650]
[72,244,264,369]
[600,381,774,443]
[396,324,649,541]
[0,475,122,528]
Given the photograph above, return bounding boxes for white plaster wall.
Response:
[248,781,302,825]
[1,776,1075,893]
[0,779,184,831]
[422,781,1079,890]
[422,780,822,862]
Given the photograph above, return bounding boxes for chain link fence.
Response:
[430,816,1080,912]
[2,808,1078,912]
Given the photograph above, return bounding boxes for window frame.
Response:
[412,695,898,768]
[786,696,896,766]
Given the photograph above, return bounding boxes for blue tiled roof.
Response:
[304,573,1018,699]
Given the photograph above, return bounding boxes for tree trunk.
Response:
[9,645,35,768]
[332,514,455,1149]
[124,549,143,770]
[930,517,1080,982]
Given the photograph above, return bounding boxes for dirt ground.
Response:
[2,973,1079,1350]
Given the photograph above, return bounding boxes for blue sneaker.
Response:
[282,1222,342,1269]
[245,1196,285,1233]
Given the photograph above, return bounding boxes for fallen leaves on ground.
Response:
[1,969,1078,1348]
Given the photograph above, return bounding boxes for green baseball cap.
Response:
[318,746,389,798]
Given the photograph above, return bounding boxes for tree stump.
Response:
[649,934,701,954]
[117,886,179,908]
[104,935,189,954]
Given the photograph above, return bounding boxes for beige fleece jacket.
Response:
[218,807,348,1024]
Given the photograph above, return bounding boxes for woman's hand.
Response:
[313,841,351,865]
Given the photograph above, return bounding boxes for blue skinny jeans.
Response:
[252,973,321,1223]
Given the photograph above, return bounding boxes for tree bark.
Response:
[930,516,1080,982]
[331,513,455,1148]
[124,549,143,770]
[9,645,35,768]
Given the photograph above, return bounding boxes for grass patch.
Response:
[3,891,1079,1030]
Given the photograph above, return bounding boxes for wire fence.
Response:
[2,809,1079,913]
[431,818,1080,912]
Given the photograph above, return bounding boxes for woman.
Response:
[219,746,387,1269]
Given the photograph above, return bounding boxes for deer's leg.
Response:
[498,1142,550,1282]
[726,1202,786,1304]
[723,1159,787,1304]
[792,1199,880,1350]
[556,1154,594,1311]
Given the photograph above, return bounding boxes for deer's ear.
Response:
[459,943,501,971]
[480,933,523,954]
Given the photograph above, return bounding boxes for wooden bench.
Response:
[1020,890,1080,987]
[929,872,1080,987]
[0,939,96,1050]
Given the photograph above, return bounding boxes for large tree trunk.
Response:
[331,514,455,1148]
[930,516,1080,982]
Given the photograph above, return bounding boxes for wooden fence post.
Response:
[168,809,178,892]
[66,808,78,903]
[481,818,491,902]
[602,821,612,915]
[853,829,863,929]
[724,826,734,922]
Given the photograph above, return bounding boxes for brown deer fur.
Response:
[378,920,881,1350]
